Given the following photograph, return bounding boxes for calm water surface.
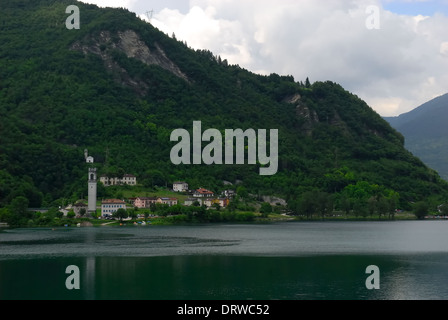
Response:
[0,221,447,300]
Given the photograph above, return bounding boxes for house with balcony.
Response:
[193,188,214,198]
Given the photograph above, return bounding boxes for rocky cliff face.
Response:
[70,29,189,95]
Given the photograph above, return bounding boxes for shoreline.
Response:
[0,212,435,229]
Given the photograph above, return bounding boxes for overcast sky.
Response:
[79,0,448,117]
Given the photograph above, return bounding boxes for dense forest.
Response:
[1,0,448,223]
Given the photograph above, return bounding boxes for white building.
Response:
[101,199,126,217]
[100,174,137,186]
[173,181,189,192]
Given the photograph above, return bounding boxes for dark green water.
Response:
[1,221,447,300]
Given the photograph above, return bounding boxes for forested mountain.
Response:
[1,0,447,214]
[385,93,448,180]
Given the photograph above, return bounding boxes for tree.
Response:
[128,208,137,219]
[377,197,389,220]
[0,208,13,225]
[114,208,128,221]
[305,77,311,88]
[368,196,377,217]
[287,199,300,216]
[5,196,30,226]
[169,204,183,215]
[227,200,237,212]
[9,196,29,217]
[260,202,272,217]
[387,193,399,219]
[413,202,428,220]
[300,191,318,219]
[46,207,63,219]
[236,186,248,201]
[340,195,352,216]
[439,203,448,216]
[353,199,368,218]
[316,192,333,219]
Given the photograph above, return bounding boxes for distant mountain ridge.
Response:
[385,93,448,180]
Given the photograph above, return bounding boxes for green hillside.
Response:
[1,0,447,219]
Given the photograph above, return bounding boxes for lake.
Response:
[1,220,447,300]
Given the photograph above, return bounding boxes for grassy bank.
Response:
[55,211,420,228]
[0,207,428,229]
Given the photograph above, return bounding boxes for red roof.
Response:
[195,188,214,194]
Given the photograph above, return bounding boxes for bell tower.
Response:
[88,167,97,216]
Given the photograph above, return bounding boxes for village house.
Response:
[173,181,189,192]
[101,199,126,217]
[184,198,202,206]
[157,197,178,206]
[133,197,178,208]
[217,198,230,207]
[202,198,215,208]
[133,197,158,209]
[221,190,235,198]
[184,197,229,208]
[193,188,215,198]
[203,198,229,208]
[72,202,88,217]
[100,174,137,187]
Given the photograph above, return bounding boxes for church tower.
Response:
[88,167,97,216]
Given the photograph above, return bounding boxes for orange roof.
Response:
[196,188,214,194]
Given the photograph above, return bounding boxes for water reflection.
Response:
[1,222,448,299]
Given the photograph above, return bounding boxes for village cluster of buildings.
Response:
[70,179,235,218]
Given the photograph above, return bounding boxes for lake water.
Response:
[1,221,448,300]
